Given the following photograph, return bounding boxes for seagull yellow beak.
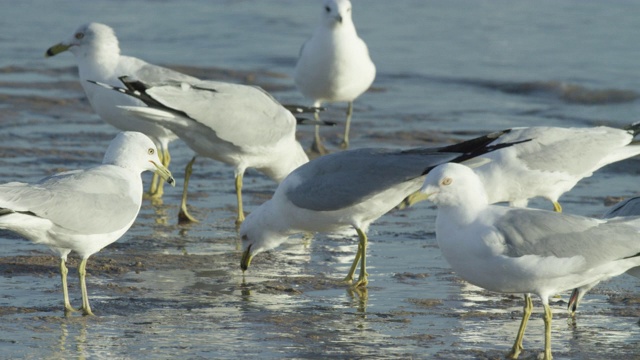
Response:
[240,245,253,272]
[400,190,431,209]
[419,185,438,200]
[150,161,176,186]
[45,43,71,57]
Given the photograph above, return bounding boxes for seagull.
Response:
[420,162,640,360]
[567,196,640,316]
[0,132,174,316]
[403,125,640,212]
[240,129,523,287]
[295,0,376,153]
[45,22,197,199]
[89,76,316,225]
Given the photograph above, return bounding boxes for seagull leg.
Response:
[352,228,369,287]
[567,288,579,317]
[508,293,533,359]
[163,147,171,168]
[340,101,354,149]
[60,258,78,316]
[235,172,245,226]
[147,150,164,199]
[344,237,363,283]
[542,302,553,360]
[310,112,328,155]
[77,258,95,316]
[156,147,171,199]
[552,201,562,213]
[178,156,199,224]
[148,172,160,197]
[147,147,171,200]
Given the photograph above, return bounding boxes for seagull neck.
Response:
[260,145,309,183]
[439,199,487,226]
[76,45,120,77]
[248,201,295,251]
[336,19,356,32]
[324,21,358,40]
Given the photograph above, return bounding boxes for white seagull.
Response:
[0,132,174,316]
[90,76,313,225]
[240,130,521,287]
[46,22,197,199]
[405,125,640,212]
[420,162,640,360]
[295,0,376,153]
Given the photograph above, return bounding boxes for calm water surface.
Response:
[0,1,639,359]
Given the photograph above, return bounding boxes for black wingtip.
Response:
[0,208,13,216]
[624,121,640,136]
[283,104,325,114]
[295,117,337,126]
[419,129,530,175]
[117,76,150,93]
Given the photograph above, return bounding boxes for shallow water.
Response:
[0,1,639,359]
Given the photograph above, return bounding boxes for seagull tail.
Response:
[295,117,337,127]
[87,76,191,120]
[287,104,336,126]
[0,208,14,216]
[283,104,325,114]
[117,106,177,122]
[624,121,640,136]
[86,79,131,95]
[86,76,160,108]
[419,129,531,175]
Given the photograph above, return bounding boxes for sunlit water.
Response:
[0,1,639,359]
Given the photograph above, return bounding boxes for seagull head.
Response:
[421,163,487,207]
[46,22,120,59]
[322,0,353,27]
[239,230,281,272]
[103,132,175,186]
[239,204,290,271]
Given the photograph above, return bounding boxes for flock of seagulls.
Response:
[45,22,195,200]
[89,76,312,225]
[0,0,636,358]
[240,129,519,287]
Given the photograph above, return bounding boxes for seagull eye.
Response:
[75,32,84,40]
[148,148,155,155]
[325,6,331,12]
[441,177,453,186]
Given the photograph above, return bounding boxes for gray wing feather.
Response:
[128,59,200,84]
[286,148,460,211]
[495,209,640,264]
[142,80,294,147]
[492,127,633,175]
[0,167,139,234]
